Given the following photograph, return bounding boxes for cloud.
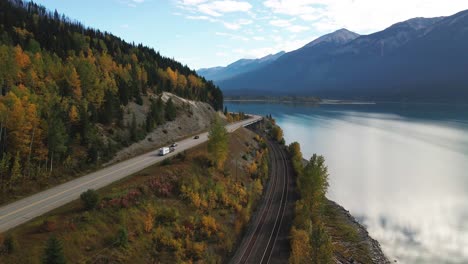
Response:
[178,0,253,30]
[269,18,293,27]
[215,32,250,41]
[269,18,309,32]
[180,0,252,17]
[186,15,218,22]
[288,25,309,33]
[119,0,145,8]
[180,0,209,4]
[223,19,252,30]
[263,0,468,33]
[216,51,230,57]
[230,35,313,60]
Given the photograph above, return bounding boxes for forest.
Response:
[0,0,223,202]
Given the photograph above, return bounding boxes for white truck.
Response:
[159,147,170,156]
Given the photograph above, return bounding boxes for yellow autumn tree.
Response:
[68,67,82,101]
[143,206,155,233]
[177,73,187,89]
[188,74,202,88]
[289,227,312,264]
[166,67,177,88]
[69,105,79,123]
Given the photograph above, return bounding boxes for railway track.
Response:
[230,138,291,264]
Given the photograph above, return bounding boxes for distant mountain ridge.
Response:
[304,28,360,48]
[197,51,285,82]
[219,10,468,103]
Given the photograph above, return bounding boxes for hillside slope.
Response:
[220,11,468,102]
[107,92,221,164]
[0,0,222,203]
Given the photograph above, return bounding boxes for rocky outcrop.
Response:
[327,200,390,264]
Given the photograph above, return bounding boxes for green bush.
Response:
[115,227,128,248]
[155,207,179,225]
[176,151,186,161]
[80,189,99,210]
[3,234,18,254]
[161,158,172,166]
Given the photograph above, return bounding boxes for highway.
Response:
[229,134,293,264]
[0,115,262,233]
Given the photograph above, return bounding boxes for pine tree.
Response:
[154,97,165,125]
[42,236,66,264]
[130,112,137,142]
[10,152,22,185]
[47,115,67,172]
[0,153,11,191]
[115,227,128,248]
[165,98,176,121]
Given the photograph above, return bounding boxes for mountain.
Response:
[304,28,360,48]
[197,51,285,82]
[219,11,468,103]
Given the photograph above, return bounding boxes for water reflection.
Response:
[226,102,468,264]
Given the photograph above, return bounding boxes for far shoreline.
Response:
[224,99,377,105]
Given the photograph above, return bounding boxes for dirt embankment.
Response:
[106,92,222,165]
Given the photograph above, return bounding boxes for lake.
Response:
[225,101,468,264]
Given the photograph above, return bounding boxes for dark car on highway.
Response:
[194,135,199,139]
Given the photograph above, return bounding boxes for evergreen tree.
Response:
[130,112,137,142]
[47,115,67,172]
[164,98,176,121]
[154,97,165,125]
[80,189,99,210]
[0,153,11,191]
[115,227,128,248]
[42,236,66,264]
[311,223,333,264]
[10,152,21,186]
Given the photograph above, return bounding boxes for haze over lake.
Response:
[226,101,468,263]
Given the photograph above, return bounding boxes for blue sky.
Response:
[30,0,468,69]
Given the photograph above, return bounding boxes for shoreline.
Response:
[224,99,376,105]
[326,199,390,263]
[299,158,389,263]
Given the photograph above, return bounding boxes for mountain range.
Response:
[203,10,468,102]
[197,51,285,82]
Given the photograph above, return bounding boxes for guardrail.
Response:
[243,116,263,127]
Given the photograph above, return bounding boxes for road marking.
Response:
[0,156,152,221]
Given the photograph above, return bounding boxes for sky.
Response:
[29,0,468,69]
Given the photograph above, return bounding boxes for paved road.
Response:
[0,115,262,233]
[229,133,293,264]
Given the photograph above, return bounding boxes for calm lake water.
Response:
[226,101,468,264]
